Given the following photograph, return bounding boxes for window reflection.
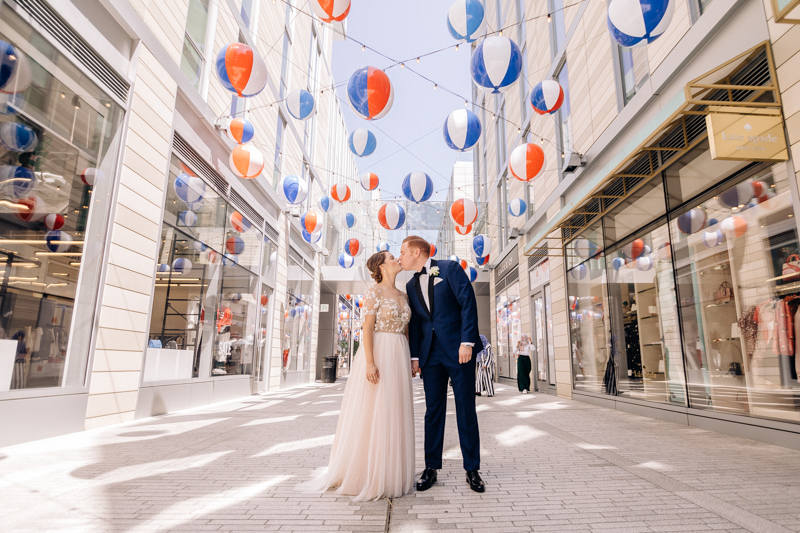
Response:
[495,281,520,379]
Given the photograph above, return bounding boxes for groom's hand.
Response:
[459,345,472,364]
[411,360,420,377]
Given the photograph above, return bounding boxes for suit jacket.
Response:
[406,259,481,367]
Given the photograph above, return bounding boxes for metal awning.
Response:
[524,41,782,257]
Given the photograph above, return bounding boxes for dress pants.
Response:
[517,355,532,391]
[422,335,481,472]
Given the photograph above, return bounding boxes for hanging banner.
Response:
[706,107,788,162]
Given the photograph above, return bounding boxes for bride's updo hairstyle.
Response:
[367,251,388,283]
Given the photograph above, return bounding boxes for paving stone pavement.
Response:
[1,378,800,533]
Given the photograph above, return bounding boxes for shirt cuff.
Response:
[461,343,474,347]
[411,358,419,361]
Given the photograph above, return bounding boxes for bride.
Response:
[299,250,416,501]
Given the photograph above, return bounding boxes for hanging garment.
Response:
[738,305,757,358]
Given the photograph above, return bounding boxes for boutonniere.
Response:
[429,266,440,277]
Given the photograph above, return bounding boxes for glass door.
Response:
[532,290,547,389]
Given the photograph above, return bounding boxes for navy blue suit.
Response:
[407,259,482,472]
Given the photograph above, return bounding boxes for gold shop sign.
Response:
[706,106,788,161]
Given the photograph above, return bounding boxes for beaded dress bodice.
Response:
[364,286,411,334]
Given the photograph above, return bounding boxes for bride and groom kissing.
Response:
[299,236,485,501]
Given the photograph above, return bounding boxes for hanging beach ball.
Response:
[348,129,377,157]
[450,198,478,226]
[607,0,675,48]
[677,207,706,235]
[225,118,255,144]
[470,36,523,94]
[642,244,652,256]
[302,229,322,244]
[286,89,316,121]
[508,198,526,217]
[378,202,405,230]
[301,210,321,234]
[230,211,252,233]
[718,181,754,209]
[206,250,220,264]
[157,264,170,273]
[344,238,362,257]
[376,241,390,252]
[475,254,490,266]
[14,195,45,222]
[360,172,379,191]
[230,144,264,179]
[226,236,245,255]
[193,241,208,252]
[571,263,588,280]
[222,253,238,266]
[447,0,486,42]
[174,172,205,205]
[443,109,482,152]
[341,212,357,229]
[758,188,778,207]
[261,294,269,306]
[467,266,478,282]
[45,230,71,253]
[472,234,492,257]
[178,210,198,227]
[0,92,24,115]
[751,180,767,198]
[44,213,65,231]
[0,122,38,152]
[81,168,103,187]
[309,0,351,22]
[449,255,460,262]
[172,257,193,275]
[430,243,437,257]
[347,66,394,120]
[331,183,351,203]
[0,41,32,94]
[509,143,546,182]
[458,258,468,270]
[701,230,725,248]
[215,43,267,97]
[573,238,598,258]
[456,224,472,235]
[637,256,654,271]
[402,172,434,203]
[0,165,35,198]
[280,175,308,205]
[611,257,626,271]
[338,252,355,268]
[530,80,564,115]
[318,195,333,213]
[721,216,748,239]
[622,238,645,259]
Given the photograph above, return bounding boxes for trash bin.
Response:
[322,355,337,383]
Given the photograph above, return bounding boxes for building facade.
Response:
[471,0,800,449]
[0,0,360,447]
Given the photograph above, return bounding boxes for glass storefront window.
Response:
[283,256,313,375]
[254,284,274,389]
[0,7,124,391]
[495,281,520,379]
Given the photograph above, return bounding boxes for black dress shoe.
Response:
[416,468,437,491]
[466,470,485,493]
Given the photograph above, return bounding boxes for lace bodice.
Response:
[363,286,411,334]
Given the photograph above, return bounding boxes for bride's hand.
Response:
[366,363,380,384]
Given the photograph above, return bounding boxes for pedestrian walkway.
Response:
[1,379,800,533]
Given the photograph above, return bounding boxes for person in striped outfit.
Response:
[475,334,494,397]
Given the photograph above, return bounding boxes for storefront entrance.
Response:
[531,285,556,392]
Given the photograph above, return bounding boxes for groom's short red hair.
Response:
[403,236,431,257]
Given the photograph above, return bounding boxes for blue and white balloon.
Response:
[341,212,357,229]
[318,195,333,213]
[172,257,193,275]
[0,165,35,198]
[447,0,486,42]
[677,208,707,235]
[348,128,377,157]
[178,210,197,227]
[157,264,170,273]
[303,229,322,244]
[701,230,725,248]
[443,109,482,151]
[636,256,654,271]
[0,41,32,94]
[279,175,308,205]
[45,230,71,253]
[174,173,206,205]
[573,238,598,259]
[718,181,754,209]
[467,266,478,282]
[376,241,390,252]
[470,36,523,94]
[0,122,37,152]
[508,198,526,217]
[571,263,587,280]
[611,257,626,271]
[607,0,675,48]
[0,92,24,115]
[402,172,434,203]
[286,89,316,121]
[222,253,237,266]
[338,252,355,269]
[472,234,492,258]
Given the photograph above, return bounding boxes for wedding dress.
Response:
[299,285,416,501]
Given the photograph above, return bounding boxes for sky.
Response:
[330,0,474,237]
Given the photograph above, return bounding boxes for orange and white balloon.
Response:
[309,0,351,22]
[509,143,546,182]
[229,144,264,179]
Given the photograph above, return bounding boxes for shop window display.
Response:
[0,7,124,391]
[283,256,313,374]
[495,282,520,379]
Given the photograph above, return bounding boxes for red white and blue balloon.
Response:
[475,254,490,266]
[331,183,351,203]
[341,212,357,229]
[571,263,588,280]
[178,210,197,227]
[347,66,394,120]
[230,211,252,232]
[376,241,390,252]
[718,181,754,209]
[402,172,434,203]
[44,213,64,231]
[215,43,268,97]
[0,92,24,115]
[360,172,379,191]
[0,41,32,94]
[508,198,526,217]
[230,144,264,179]
[677,207,706,235]
[0,122,37,152]
[174,173,205,205]
[226,118,254,144]
[430,243,437,257]
[378,202,405,230]
[349,129,377,157]
[303,229,322,244]
[301,211,322,234]
[510,143,546,182]
[467,266,478,282]
[443,109,482,152]
[309,0,351,22]
[286,89,316,121]
[338,252,355,268]
[318,195,333,213]
[472,234,492,257]
[45,230,71,253]
[622,239,645,259]
[450,198,478,226]
[447,0,486,42]
[702,230,724,248]
[573,238,598,258]
[279,175,308,205]
[222,253,238,266]
[226,236,245,255]
[344,238,362,257]
[530,80,564,115]
[607,0,675,48]
[470,36,523,94]
[82,168,103,187]
[0,165,35,198]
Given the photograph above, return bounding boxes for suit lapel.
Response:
[428,259,437,318]
[414,272,431,318]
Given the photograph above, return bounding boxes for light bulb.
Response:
[361,45,365,52]
[434,84,437,90]
[548,14,552,23]
[400,62,405,68]
[416,57,420,63]
[455,44,459,51]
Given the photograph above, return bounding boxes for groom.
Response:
[399,236,485,493]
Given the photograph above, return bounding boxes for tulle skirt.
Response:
[298,332,416,501]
